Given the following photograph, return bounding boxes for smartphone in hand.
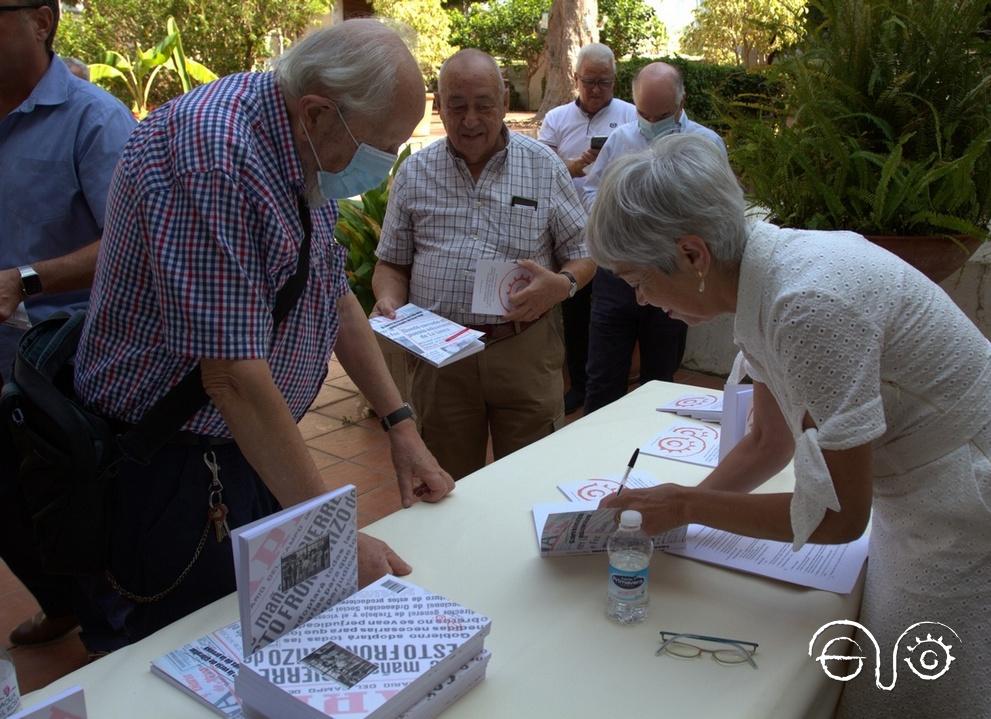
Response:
[590,135,607,150]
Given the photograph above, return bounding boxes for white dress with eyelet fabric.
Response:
[733,221,991,718]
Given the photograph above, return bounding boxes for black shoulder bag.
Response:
[1,197,312,576]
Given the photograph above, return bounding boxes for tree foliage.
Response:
[598,0,667,59]
[373,0,456,84]
[57,0,326,104]
[448,0,549,77]
[680,0,805,68]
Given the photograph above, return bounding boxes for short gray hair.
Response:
[587,133,747,273]
[575,43,616,74]
[274,19,415,117]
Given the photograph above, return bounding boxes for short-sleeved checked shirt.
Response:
[376,130,588,326]
[75,72,350,437]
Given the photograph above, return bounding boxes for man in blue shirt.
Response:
[0,0,135,646]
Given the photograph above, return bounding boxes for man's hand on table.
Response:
[389,421,455,507]
[599,484,689,535]
[504,259,571,322]
[358,532,411,586]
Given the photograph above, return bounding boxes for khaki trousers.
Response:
[410,311,565,480]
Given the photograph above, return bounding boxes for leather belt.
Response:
[467,319,538,343]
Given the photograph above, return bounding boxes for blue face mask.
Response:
[302,103,397,201]
[638,113,681,142]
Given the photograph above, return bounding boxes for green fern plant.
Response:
[725,0,991,239]
[333,146,413,314]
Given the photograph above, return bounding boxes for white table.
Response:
[24,381,862,718]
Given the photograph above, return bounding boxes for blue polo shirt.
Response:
[0,54,134,374]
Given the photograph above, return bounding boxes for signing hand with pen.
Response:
[600,484,690,536]
[503,260,572,322]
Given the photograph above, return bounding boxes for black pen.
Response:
[615,448,640,496]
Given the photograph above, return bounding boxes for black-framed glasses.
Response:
[0,4,44,11]
[657,631,760,669]
[577,76,614,89]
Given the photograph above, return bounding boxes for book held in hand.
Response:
[370,304,484,368]
[236,575,492,719]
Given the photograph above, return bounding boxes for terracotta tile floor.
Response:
[0,357,723,695]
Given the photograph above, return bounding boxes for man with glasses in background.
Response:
[538,43,635,415]
[581,62,724,415]
[0,0,134,647]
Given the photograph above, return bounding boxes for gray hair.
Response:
[575,43,616,74]
[632,63,685,107]
[273,19,415,117]
[587,133,747,273]
[437,48,505,103]
[64,57,90,81]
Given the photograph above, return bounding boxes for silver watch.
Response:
[559,271,578,299]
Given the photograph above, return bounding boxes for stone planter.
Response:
[866,235,982,284]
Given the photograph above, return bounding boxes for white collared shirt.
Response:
[538,98,637,192]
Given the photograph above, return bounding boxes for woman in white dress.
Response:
[592,134,990,718]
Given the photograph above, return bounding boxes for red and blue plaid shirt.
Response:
[76,72,349,437]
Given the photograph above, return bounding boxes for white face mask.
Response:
[301,103,397,202]
[638,113,681,141]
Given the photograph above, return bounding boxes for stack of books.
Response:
[151,485,492,719]
[236,575,491,719]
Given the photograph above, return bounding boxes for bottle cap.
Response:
[619,510,642,528]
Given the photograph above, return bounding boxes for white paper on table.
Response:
[718,384,755,462]
[667,525,869,594]
[556,471,660,502]
[657,392,722,422]
[10,686,86,719]
[3,302,31,330]
[470,260,533,315]
[641,422,721,468]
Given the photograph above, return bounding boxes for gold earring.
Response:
[697,271,705,294]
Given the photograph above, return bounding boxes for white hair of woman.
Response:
[575,43,617,74]
[586,132,748,274]
[273,19,416,117]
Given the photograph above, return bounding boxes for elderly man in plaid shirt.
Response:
[373,49,595,481]
[73,20,454,651]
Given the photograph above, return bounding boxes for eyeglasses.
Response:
[657,631,759,669]
[577,76,614,89]
[0,4,43,11]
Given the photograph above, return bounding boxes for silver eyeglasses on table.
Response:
[656,631,760,669]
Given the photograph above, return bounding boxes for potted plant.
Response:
[725,0,991,281]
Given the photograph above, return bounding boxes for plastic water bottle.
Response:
[606,510,653,624]
[0,647,20,719]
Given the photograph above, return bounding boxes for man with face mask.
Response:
[72,20,455,652]
[581,62,725,414]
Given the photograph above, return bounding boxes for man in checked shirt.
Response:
[73,21,454,651]
[373,49,596,480]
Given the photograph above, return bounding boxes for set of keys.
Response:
[204,450,232,543]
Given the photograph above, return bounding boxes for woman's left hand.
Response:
[599,484,689,535]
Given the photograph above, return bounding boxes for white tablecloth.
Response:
[24,381,863,718]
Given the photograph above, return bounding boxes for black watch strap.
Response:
[559,270,577,298]
[380,402,415,431]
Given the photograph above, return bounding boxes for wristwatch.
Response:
[559,270,578,299]
[380,402,415,432]
[18,265,43,296]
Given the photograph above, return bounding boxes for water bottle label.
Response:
[608,565,648,602]
[0,677,19,718]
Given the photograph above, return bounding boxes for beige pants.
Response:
[410,311,565,480]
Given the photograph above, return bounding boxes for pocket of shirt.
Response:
[12,158,80,224]
[501,204,550,251]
